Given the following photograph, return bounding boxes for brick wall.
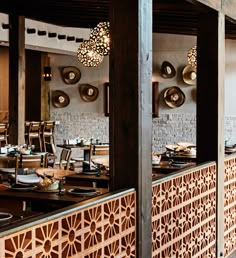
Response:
[152,113,196,153]
[52,111,236,154]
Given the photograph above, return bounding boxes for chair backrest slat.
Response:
[91,144,109,156]
[59,148,72,170]
[17,153,48,168]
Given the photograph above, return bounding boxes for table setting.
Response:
[165,142,196,156]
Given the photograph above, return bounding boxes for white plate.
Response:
[179,152,196,156]
[10,185,35,191]
[67,188,99,196]
[171,162,188,167]
[17,174,41,184]
[0,168,15,173]
[82,171,100,175]
[165,144,178,151]
[177,142,195,148]
[0,212,13,221]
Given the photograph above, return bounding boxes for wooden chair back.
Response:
[42,121,55,136]
[42,121,55,151]
[0,122,9,146]
[59,148,72,170]
[28,121,43,151]
[28,121,41,135]
[90,144,109,156]
[45,142,57,168]
[17,153,48,169]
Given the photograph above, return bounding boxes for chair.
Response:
[27,121,43,152]
[16,153,48,169]
[90,144,109,159]
[24,121,31,145]
[55,148,73,170]
[0,153,48,185]
[45,142,57,168]
[83,144,109,172]
[41,121,55,152]
[0,122,9,147]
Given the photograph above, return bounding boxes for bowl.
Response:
[36,177,59,191]
[152,153,162,165]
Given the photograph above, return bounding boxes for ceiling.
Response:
[0,0,236,38]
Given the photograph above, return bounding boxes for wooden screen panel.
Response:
[152,163,216,257]
[0,190,136,258]
[224,156,236,257]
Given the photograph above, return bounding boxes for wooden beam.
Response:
[197,10,225,257]
[8,15,25,145]
[222,0,236,21]
[109,0,152,257]
[186,0,221,11]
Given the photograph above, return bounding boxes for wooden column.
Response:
[197,11,225,257]
[109,0,152,257]
[8,15,25,145]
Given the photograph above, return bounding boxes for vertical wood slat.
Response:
[197,10,225,257]
[8,15,25,145]
[109,0,152,257]
[41,53,50,121]
[0,49,9,113]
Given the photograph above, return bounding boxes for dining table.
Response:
[65,170,110,188]
[152,160,196,174]
[57,144,91,161]
[0,183,109,212]
[0,208,44,232]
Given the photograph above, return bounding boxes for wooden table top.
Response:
[152,160,196,174]
[36,167,76,178]
[0,209,44,232]
[57,144,90,150]
[0,185,109,203]
[66,170,110,182]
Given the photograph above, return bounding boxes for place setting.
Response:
[67,187,101,197]
[165,142,196,158]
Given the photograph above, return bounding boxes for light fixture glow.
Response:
[43,66,52,81]
[77,40,104,67]
[187,45,197,68]
[90,22,110,56]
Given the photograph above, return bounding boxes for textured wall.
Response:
[153,113,196,153]
[2,32,236,152]
[52,111,109,145]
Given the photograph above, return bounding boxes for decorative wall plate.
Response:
[79,84,99,102]
[62,66,81,84]
[52,90,70,108]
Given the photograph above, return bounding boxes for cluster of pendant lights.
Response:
[77,22,110,67]
[187,45,197,68]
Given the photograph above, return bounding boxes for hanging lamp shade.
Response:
[187,45,197,68]
[90,22,110,56]
[77,40,104,67]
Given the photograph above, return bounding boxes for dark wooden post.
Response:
[8,15,25,145]
[109,0,152,257]
[197,11,225,257]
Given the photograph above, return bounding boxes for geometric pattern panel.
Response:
[224,157,236,257]
[0,190,136,258]
[152,163,216,258]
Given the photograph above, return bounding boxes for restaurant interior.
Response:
[0,0,236,257]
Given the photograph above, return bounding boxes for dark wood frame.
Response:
[152,82,159,118]
[104,82,109,117]
[105,82,158,117]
